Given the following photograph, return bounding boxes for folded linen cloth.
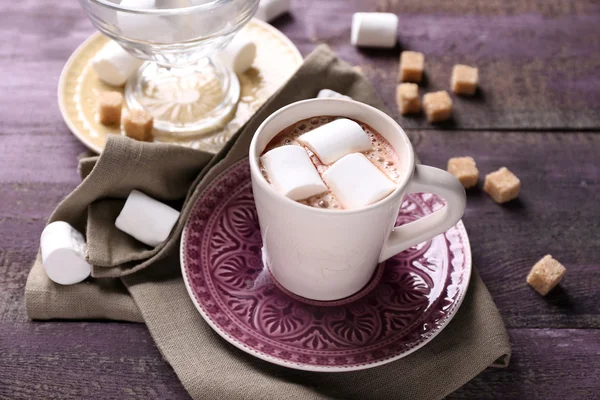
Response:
[26,44,510,400]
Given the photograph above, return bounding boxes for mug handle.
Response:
[379,165,467,262]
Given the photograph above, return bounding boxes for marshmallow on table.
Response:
[317,89,352,100]
[217,34,257,74]
[261,145,327,201]
[40,222,92,285]
[351,13,398,48]
[323,153,396,210]
[297,118,372,165]
[255,0,290,22]
[115,190,181,247]
[92,40,144,87]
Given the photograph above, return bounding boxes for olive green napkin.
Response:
[26,45,510,400]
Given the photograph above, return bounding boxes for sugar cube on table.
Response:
[527,255,566,296]
[398,51,425,83]
[396,83,421,115]
[122,109,154,142]
[484,167,520,203]
[451,64,479,96]
[98,91,124,126]
[447,156,479,189]
[422,91,452,123]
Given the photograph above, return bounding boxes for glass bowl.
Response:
[78,0,259,135]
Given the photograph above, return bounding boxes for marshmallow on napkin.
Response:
[92,40,144,87]
[40,222,92,285]
[323,153,396,209]
[351,12,398,48]
[115,190,180,247]
[297,118,372,165]
[260,145,327,201]
[317,89,352,100]
[255,0,290,22]
[217,35,257,74]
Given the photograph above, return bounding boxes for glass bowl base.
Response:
[125,58,240,137]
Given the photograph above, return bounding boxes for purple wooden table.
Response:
[1,0,599,398]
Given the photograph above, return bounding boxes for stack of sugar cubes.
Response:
[261,119,397,210]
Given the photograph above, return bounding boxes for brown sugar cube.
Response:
[527,255,566,296]
[122,109,154,142]
[399,51,425,83]
[484,167,520,203]
[98,91,123,125]
[451,64,479,96]
[447,157,479,188]
[396,83,421,115]
[422,91,452,123]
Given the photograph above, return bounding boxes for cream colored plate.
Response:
[58,19,303,154]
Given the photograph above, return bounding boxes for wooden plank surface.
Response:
[1,0,599,132]
[1,131,599,398]
[275,0,600,129]
[0,0,599,398]
[0,323,598,400]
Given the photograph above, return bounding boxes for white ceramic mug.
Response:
[249,99,466,301]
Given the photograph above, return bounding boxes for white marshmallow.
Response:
[154,0,189,7]
[40,222,92,285]
[117,0,181,43]
[255,0,290,22]
[115,190,180,247]
[323,153,396,210]
[217,35,257,74]
[297,118,372,165]
[260,145,328,201]
[92,40,144,87]
[317,89,352,100]
[351,12,398,48]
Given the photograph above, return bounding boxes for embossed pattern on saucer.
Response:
[181,159,472,372]
[58,19,303,154]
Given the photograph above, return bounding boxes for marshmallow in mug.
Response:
[115,190,180,247]
[296,118,372,165]
[40,222,92,285]
[260,145,327,201]
[217,35,257,74]
[255,0,290,22]
[323,153,396,210]
[351,12,398,48]
[316,89,352,100]
[92,41,144,87]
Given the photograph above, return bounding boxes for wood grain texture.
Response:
[0,324,598,400]
[272,0,600,129]
[0,322,191,400]
[414,131,600,329]
[0,0,599,398]
[447,329,600,399]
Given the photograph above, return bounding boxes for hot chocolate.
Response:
[260,115,401,210]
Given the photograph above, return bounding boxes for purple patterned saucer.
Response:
[181,159,472,372]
